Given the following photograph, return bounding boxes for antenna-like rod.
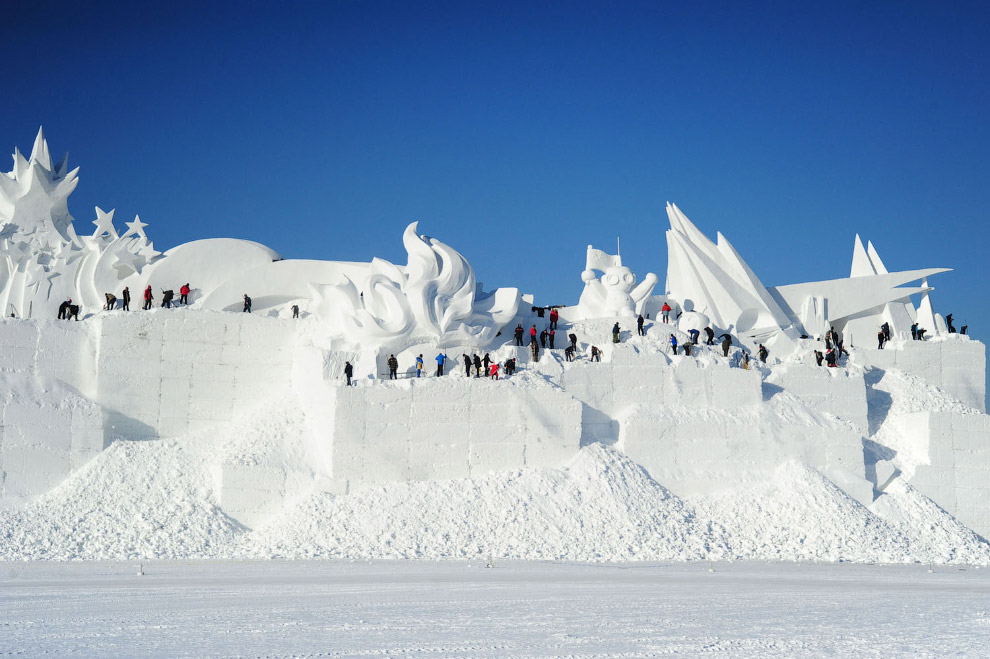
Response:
[617,236,620,256]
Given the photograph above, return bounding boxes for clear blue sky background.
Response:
[2,1,988,343]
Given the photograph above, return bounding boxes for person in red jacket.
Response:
[549,308,559,330]
[143,285,153,310]
[661,302,672,323]
[530,325,537,343]
[489,362,499,380]
[179,283,191,305]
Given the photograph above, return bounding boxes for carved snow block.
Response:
[469,442,526,475]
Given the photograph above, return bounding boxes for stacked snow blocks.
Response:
[859,339,986,412]
[560,346,762,424]
[0,378,104,501]
[767,366,869,432]
[95,313,296,440]
[620,406,868,501]
[330,380,582,491]
[893,411,990,539]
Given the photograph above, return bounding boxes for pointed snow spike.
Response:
[866,240,889,275]
[12,147,29,180]
[30,127,52,171]
[850,234,874,277]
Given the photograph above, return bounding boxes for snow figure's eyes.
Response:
[605,274,618,285]
[623,273,634,284]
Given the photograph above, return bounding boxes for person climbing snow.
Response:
[719,333,732,357]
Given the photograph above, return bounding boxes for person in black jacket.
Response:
[121,287,130,311]
[344,361,354,386]
[387,354,398,380]
[473,354,482,377]
[513,324,524,346]
[243,294,252,313]
[57,299,71,319]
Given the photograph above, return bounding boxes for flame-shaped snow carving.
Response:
[319,222,519,346]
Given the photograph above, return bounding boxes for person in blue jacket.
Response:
[435,352,447,376]
[416,354,424,377]
[669,334,678,355]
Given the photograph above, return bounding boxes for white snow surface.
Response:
[2,399,987,563]
[2,560,988,657]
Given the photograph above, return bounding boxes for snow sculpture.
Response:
[664,202,950,347]
[0,128,163,317]
[313,222,520,346]
[665,202,796,343]
[0,129,518,350]
[575,246,657,319]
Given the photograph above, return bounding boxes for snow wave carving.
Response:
[318,221,520,346]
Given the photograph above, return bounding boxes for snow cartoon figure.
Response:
[577,245,658,319]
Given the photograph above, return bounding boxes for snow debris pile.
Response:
[2,414,987,563]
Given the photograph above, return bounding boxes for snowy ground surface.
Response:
[2,560,988,657]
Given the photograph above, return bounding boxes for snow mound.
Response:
[240,444,718,561]
[0,439,241,560]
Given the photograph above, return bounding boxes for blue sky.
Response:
[2,1,988,341]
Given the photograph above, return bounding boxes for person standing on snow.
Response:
[591,345,601,362]
[549,328,555,349]
[143,285,153,310]
[57,298,71,319]
[435,352,447,376]
[121,286,130,311]
[473,354,482,377]
[387,354,399,380]
[540,329,548,348]
[514,324,524,346]
[344,361,353,386]
[179,283,191,305]
[758,344,769,363]
[704,327,715,345]
[637,314,645,336]
[878,328,886,350]
[661,302,672,323]
[483,353,492,373]
[463,354,472,377]
[530,325,538,344]
[549,308,559,330]
[416,354,424,378]
[243,294,252,313]
[669,334,678,355]
[612,322,620,344]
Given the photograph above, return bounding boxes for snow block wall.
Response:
[329,380,583,492]
[887,411,990,538]
[858,338,986,413]
[94,313,296,440]
[767,366,869,432]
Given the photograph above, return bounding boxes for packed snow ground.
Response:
[1,560,988,657]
